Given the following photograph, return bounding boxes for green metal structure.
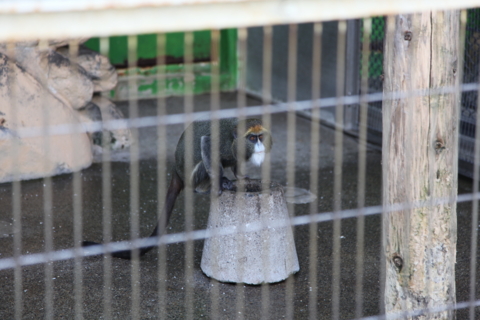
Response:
[84,30,238,99]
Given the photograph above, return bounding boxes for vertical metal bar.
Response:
[209,28,221,320]
[355,17,371,319]
[467,7,480,319]
[73,169,84,320]
[344,19,361,131]
[43,182,54,320]
[210,29,220,216]
[156,32,168,318]
[237,28,248,114]
[183,31,195,320]
[235,27,248,320]
[127,34,141,320]
[426,13,436,311]
[453,9,467,320]
[260,24,273,320]
[332,20,346,320]
[13,181,22,320]
[285,23,298,320]
[13,190,22,320]
[380,16,396,316]
[456,10,467,319]
[99,36,113,320]
[38,38,54,320]
[8,41,23,320]
[69,40,84,320]
[308,22,322,320]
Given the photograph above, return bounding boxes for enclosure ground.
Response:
[0,92,478,319]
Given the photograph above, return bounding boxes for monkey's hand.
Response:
[232,165,249,180]
[220,177,235,194]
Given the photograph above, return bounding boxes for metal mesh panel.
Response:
[365,17,384,145]
[363,12,480,177]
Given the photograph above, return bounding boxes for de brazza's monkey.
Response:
[83,117,273,259]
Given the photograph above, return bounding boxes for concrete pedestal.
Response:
[201,180,299,285]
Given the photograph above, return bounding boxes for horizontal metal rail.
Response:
[0,189,474,271]
[0,82,476,140]
[0,0,479,41]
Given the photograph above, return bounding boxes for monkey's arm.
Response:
[200,135,234,193]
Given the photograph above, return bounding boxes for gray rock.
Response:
[76,96,132,161]
[0,38,90,51]
[57,45,117,93]
[92,96,132,151]
[0,53,92,183]
[76,101,103,146]
[4,46,94,109]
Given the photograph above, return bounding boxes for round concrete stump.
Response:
[201,180,299,284]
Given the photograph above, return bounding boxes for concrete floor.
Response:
[0,92,478,319]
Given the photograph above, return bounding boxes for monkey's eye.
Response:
[248,135,257,142]
[258,134,263,142]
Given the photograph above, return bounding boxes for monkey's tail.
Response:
[82,170,184,260]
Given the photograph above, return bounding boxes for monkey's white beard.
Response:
[250,142,265,166]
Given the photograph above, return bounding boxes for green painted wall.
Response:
[84,30,237,99]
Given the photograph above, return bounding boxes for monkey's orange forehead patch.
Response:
[245,125,265,135]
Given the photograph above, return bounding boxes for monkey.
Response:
[83,117,273,259]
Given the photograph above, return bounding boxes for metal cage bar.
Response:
[1,2,480,320]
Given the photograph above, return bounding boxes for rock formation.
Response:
[0,39,131,183]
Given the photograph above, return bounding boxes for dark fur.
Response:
[83,117,272,259]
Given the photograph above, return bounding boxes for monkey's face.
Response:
[232,119,272,165]
[246,133,268,166]
[243,122,272,166]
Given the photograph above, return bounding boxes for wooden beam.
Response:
[0,1,477,41]
[382,11,459,319]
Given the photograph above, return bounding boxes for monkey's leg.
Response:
[191,161,212,194]
[192,159,234,195]
[83,170,184,259]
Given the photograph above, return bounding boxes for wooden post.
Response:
[382,12,460,319]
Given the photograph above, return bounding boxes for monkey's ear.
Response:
[232,127,238,139]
